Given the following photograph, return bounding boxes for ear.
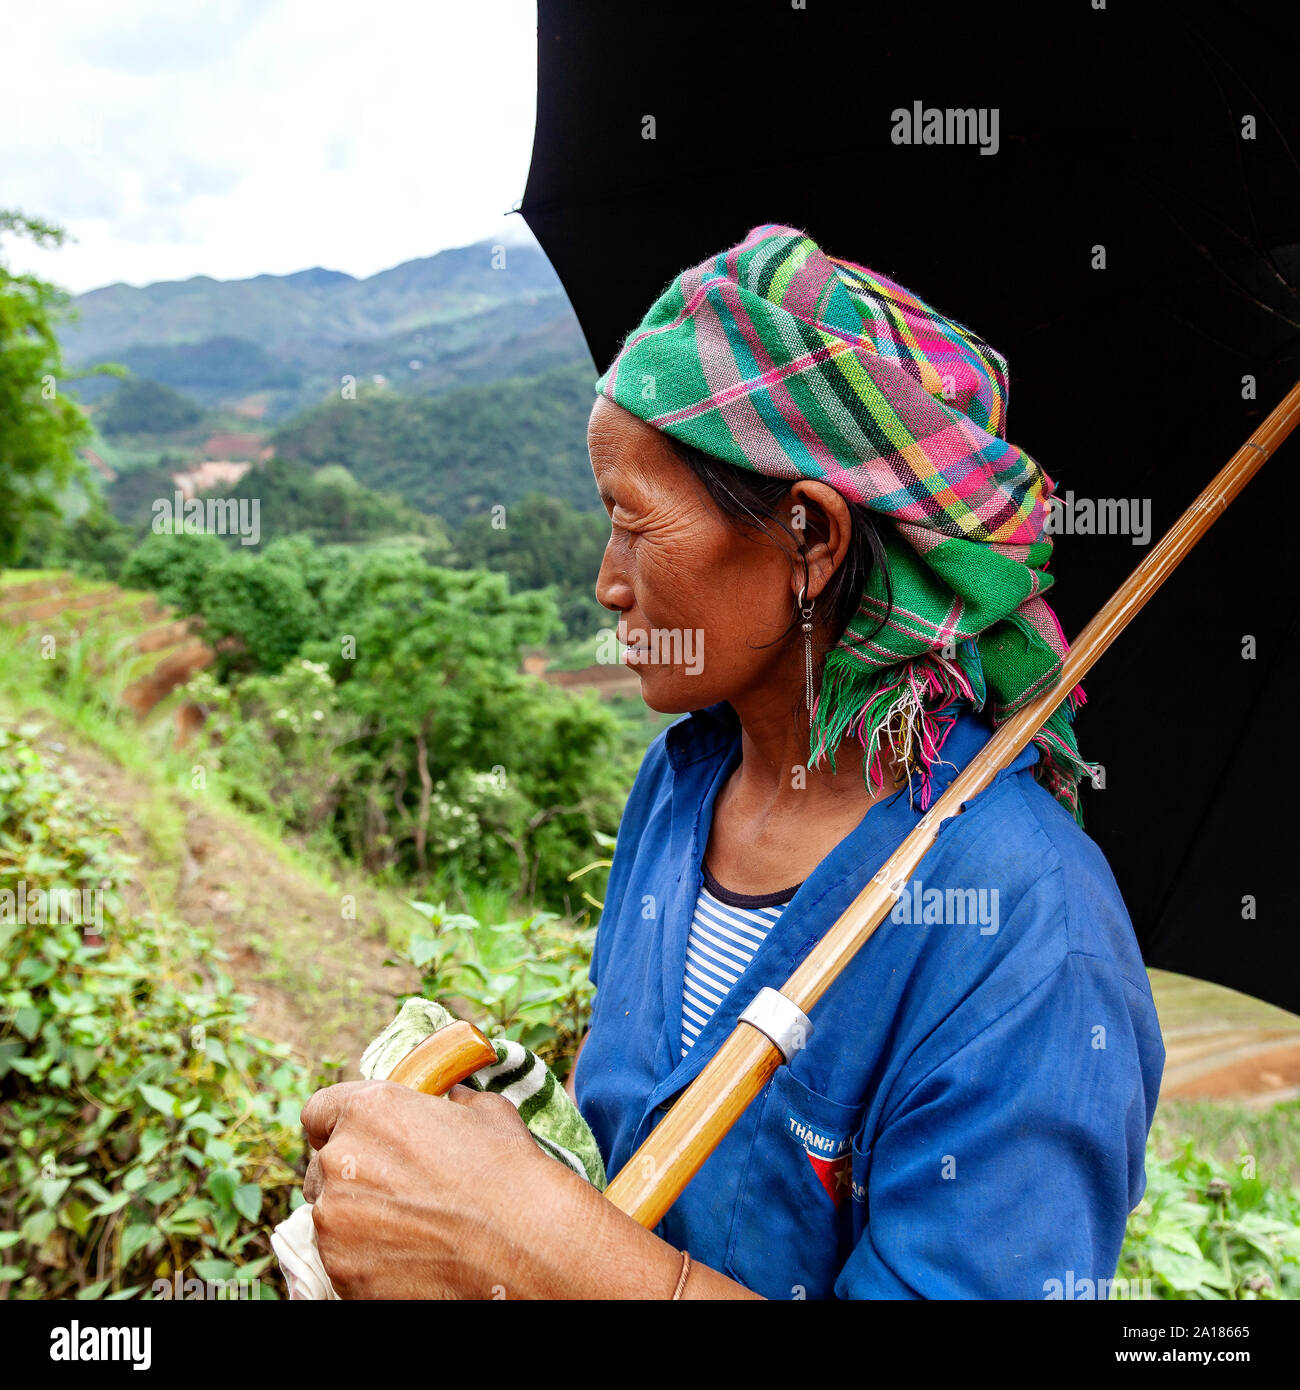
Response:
[787,481,852,603]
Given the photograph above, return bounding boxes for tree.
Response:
[452,491,610,638]
[0,212,98,565]
[314,552,561,872]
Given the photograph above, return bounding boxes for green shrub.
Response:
[1119,1135,1300,1299]
[0,720,315,1299]
[184,661,362,842]
[120,529,228,613]
[397,898,597,1082]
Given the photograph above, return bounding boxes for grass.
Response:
[416,866,525,926]
[0,568,64,590]
[1153,1098,1300,1190]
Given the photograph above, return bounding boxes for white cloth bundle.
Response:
[270,1201,337,1300]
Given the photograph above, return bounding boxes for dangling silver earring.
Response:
[797,584,816,714]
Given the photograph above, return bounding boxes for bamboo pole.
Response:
[604,377,1300,1230]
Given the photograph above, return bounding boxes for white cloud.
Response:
[1,0,539,293]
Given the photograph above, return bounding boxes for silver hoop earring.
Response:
[797,584,816,714]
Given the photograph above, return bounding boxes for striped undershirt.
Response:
[680,860,804,1059]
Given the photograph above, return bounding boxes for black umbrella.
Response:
[520,0,1300,1013]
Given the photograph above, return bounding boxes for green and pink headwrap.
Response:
[595,223,1096,823]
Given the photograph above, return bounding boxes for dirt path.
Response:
[41,719,420,1080]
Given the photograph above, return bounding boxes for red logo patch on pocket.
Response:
[806,1151,854,1207]
[785,1111,853,1208]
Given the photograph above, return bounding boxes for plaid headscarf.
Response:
[595,223,1095,823]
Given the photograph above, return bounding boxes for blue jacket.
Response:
[572,699,1165,1299]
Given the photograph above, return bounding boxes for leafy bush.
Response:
[0,212,99,567]
[184,661,362,841]
[1118,1137,1300,1299]
[398,898,597,1081]
[120,528,228,613]
[194,547,319,676]
[450,491,610,640]
[0,720,314,1298]
[36,499,135,582]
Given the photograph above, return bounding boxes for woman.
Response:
[302,225,1165,1300]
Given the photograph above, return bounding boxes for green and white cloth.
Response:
[271,998,604,1299]
[360,998,605,1187]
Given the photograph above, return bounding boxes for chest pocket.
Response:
[723,1066,864,1299]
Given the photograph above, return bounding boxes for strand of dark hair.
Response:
[668,437,894,658]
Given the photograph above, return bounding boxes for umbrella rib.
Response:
[1169,8,1300,311]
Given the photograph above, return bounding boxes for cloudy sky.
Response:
[2,0,539,293]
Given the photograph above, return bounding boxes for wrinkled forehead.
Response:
[588,396,679,497]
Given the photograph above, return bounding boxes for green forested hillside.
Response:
[106,335,302,402]
[271,363,600,519]
[98,377,203,436]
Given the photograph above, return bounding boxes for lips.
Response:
[619,625,649,665]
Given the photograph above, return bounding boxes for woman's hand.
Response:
[300,1077,764,1299]
[301,1078,562,1299]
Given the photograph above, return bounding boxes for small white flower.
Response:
[312,710,324,721]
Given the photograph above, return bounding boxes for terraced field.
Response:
[0,568,418,1074]
[1152,971,1300,1109]
[0,569,213,735]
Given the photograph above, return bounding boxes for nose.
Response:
[595,532,634,617]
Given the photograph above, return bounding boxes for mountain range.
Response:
[64,239,594,421]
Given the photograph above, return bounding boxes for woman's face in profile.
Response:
[587,394,801,715]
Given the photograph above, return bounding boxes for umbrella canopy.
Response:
[520,0,1300,1013]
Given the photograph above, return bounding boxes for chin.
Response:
[636,672,716,714]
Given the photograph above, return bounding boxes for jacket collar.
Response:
[664,701,742,770]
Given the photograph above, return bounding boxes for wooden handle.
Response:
[386,1019,498,1094]
[605,376,1300,1229]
